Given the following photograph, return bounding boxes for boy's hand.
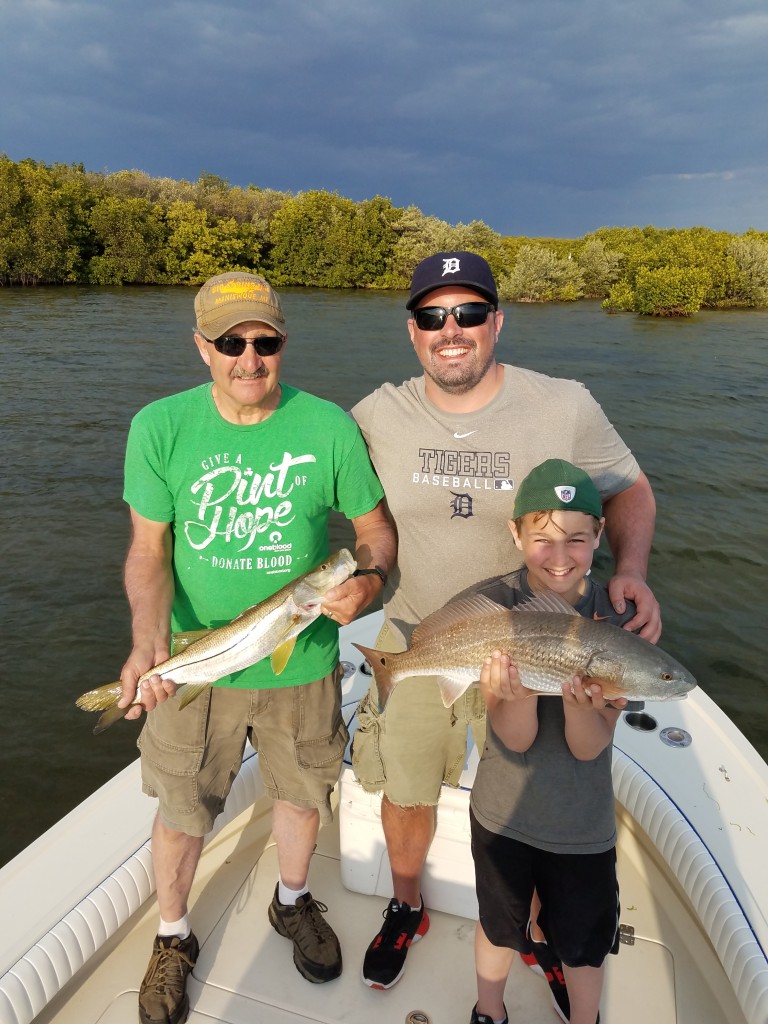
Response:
[479,650,534,703]
[561,676,628,711]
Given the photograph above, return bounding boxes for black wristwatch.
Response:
[354,565,388,587]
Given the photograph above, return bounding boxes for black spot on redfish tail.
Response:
[352,642,396,711]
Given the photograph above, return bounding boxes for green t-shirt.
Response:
[123,382,384,689]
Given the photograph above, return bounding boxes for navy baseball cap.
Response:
[407,251,499,310]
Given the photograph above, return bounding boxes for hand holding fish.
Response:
[321,508,394,625]
[480,650,540,753]
[479,650,533,705]
[321,570,383,626]
[118,642,177,721]
[561,677,626,760]
[562,677,628,712]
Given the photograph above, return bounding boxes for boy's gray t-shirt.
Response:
[351,365,639,647]
[469,568,636,854]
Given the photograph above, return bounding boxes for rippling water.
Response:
[1,287,766,867]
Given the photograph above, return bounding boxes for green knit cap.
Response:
[513,459,603,519]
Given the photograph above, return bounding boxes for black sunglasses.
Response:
[412,301,495,331]
[203,333,285,357]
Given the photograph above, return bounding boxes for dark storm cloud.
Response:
[1,0,766,235]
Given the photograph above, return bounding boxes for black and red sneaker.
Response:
[362,897,430,989]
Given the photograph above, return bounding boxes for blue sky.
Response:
[1,0,766,238]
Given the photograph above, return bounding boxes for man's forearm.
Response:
[602,472,656,578]
[353,519,397,579]
[124,539,174,653]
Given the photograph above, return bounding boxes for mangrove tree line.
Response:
[1,156,767,316]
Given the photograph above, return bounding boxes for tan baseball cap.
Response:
[194,272,286,338]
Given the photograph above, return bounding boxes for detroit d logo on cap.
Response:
[442,258,461,275]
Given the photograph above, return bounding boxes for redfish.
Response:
[354,590,696,710]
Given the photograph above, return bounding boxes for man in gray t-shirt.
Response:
[350,251,660,996]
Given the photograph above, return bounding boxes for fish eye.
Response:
[321,562,329,569]
[661,673,673,681]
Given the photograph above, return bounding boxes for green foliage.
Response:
[633,266,710,317]
[601,280,636,313]
[162,201,261,284]
[0,156,90,284]
[0,155,764,322]
[382,208,459,289]
[499,244,583,302]
[574,237,622,298]
[88,195,167,284]
[725,235,768,307]
[267,191,399,288]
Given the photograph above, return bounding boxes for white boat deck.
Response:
[21,774,751,1024]
[2,611,767,1024]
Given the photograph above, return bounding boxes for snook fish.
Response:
[77,548,356,734]
[354,590,697,710]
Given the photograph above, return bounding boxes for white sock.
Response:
[399,898,422,912]
[278,880,309,906]
[158,915,190,939]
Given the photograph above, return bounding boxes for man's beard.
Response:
[424,343,495,395]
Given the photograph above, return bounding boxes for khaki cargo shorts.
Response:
[138,665,347,836]
[351,621,486,806]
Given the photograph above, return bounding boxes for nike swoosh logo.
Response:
[453,431,476,439]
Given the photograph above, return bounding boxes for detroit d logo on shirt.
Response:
[555,485,575,503]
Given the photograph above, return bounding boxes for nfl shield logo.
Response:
[555,486,575,503]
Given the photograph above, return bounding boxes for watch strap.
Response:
[354,565,388,586]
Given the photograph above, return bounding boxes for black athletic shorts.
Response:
[470,808,620,968]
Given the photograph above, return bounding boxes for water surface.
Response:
[1,288,765,866]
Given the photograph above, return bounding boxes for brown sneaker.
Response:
[268,884,342,983]
[138,932,200,1024]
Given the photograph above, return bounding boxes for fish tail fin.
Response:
[353,643,396,711]
[93,704,130,735]
[75,682,121,712]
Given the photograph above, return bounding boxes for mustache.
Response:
[232,367,269,379]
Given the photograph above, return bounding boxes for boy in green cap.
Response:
[468,459,634,1024]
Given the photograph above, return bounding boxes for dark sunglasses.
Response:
[203,333,285,357]
[412,301,495,331]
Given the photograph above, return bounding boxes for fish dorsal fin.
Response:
[514,589,580,616]
[413,595,509,644]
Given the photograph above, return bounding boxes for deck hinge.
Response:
[619,924,635,946]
